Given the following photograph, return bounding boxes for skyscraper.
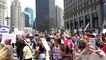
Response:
[36,0,56,32]
[11,0,24,32]
[56,6,64,29]
[24,7,34,28]
[24,12,30,27]
[0,0,7,26]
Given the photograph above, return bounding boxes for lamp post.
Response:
[5,16,10,26]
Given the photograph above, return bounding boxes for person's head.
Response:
[38,34,44,46]
[54,37,61,45]
[28,33,34,39]
[5,39,11,45]
[20,34,26,40]
[0,44,10,60]
[58,44,71,56]
[25,39,31,46]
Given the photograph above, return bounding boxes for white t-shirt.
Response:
[23,46,32,59]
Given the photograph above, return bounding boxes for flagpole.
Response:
[101,19,106,33]
[84,23,90,31]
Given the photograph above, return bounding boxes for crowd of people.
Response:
[0,30,106,60]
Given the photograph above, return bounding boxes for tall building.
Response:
[64,0,104,33]
[24,12,30,27]
[0,0,7,26]
[24,7,34,28]
[33,21,35,29]
[11,0,24,32]
[56,6,64,29]
[36,0,56,32]
[19,13,25,31]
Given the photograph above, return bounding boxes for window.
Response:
[87,1,89,6]
[84,3,87,7]
[87,9,89,13]
[91,7,93,11]
[81,4,83,9]
[85,14,90,28]
[92,12,98,28]
[74,19,78,29]
[91,0,92,3]
[94,6,96,10]
[79,16,84,28]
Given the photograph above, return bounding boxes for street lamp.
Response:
[5,16,10,26]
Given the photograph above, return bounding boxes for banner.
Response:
[102,29,106,34]
[81,55,106,60]
[89,38,96,49]
[1,34,16,44]
[41,38,50,51]
[0,26,9,34]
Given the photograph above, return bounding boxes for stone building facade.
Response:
[64,0,105,32]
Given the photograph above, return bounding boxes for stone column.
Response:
[97,3,104,29]
[90,13,93,30]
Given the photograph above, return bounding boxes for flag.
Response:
[68,29,71,36]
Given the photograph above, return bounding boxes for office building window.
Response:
[74,19,78,29]
[87,1,89,6]
[92,12,98,28]
[79,16,84,28]
[70,20,74,30]
[85,14,90,28]
[91,0,93,3]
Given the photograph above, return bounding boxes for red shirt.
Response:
[64,39,73,49]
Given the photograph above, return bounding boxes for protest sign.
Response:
[1,34,16,44]
[81,55,106,60]
[89,38,96,49]
[41,38,50,51]
[0,26,9,34]
[102,29,106,34]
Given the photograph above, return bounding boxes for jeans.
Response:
[38,53,45,60]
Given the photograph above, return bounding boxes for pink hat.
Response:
[21,34,26,39]
[5,39,11,44]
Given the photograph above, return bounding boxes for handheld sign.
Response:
[41,38,50,51]
[102,29,106,34]
[0,26,9,34]
[1,34,16,44]
[89,38,96,49]
[82,55,106,60]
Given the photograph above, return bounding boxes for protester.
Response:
[71,33,79,52]
[0,44,10,60]
[58,44,73,60]
[63,35,74,56]
[4,39,14,60]
[23,39,33,60]
[16,34,26,60]
[100,35,106,54]
[50,37,62,60]
[34,34,46,60]
[78,35,86,51]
